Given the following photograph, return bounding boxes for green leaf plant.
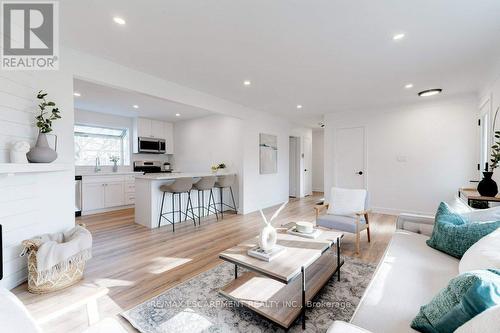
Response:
[35,90,61,133]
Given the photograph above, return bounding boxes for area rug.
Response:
[122,258,376,333]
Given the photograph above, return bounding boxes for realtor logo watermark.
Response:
[1,1,59,70]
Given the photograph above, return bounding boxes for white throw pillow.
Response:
[460,205,500,222]
[447,196,473,214]
[459,227,500,274]
[455,305,500,333]
[327,187,367,216]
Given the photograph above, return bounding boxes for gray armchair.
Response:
[314,189,371,254]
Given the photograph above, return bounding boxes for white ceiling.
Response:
[73,79,214,122]
[62,1,500,126]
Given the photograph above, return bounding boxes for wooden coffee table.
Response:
[219,224,344,330]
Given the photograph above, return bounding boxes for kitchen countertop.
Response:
[77,171,144,176]
[135,171,235,180]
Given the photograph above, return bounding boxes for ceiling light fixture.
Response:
[393,33,405,41]
[73,92,81,97]
[113,16,126,25]
[296,104,303,109]
[405,83,414,89]
[132,104,139,109]
[243,80,251,86]
[175,113,181,117]
[418,88,442,97]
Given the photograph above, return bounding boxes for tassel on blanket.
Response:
[35,248,92,285]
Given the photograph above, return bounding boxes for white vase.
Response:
[259,224,277,252]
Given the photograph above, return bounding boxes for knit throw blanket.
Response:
[31,226,92,284]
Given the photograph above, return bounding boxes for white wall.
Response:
[0,70,75,289]
[173,115,243,208]
[74,109,170,174]
[312,129,324,192]
[324,94,479,215]
[242,114,293,214]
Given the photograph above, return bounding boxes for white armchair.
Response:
[314,188,371,254]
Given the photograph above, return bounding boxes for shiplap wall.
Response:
[0,70,75,289]
[0,72,38,162]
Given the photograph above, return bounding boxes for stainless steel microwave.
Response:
[138,137,166,154]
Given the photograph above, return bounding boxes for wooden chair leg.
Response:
[356,231,360,254]
[365,213,371,242]
[355,217,360,255]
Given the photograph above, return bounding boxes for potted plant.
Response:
[110,156,120,172]
[27,91,61,163]
[211,163,226,174]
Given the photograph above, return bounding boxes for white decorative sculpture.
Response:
[258,201,288,252]
[10,141,30,164]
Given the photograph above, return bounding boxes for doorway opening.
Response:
[289,136,300,198]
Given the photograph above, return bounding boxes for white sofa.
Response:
[328,212,458,333]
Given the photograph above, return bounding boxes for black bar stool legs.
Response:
[192,176,219,225]
[184,191,197,227]
[157,177,197,232]
[216,186,237,219]
[213,173,237,220]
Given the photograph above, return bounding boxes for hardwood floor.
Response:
[13,193,396,333]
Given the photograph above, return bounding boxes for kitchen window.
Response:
[74,124,130,166]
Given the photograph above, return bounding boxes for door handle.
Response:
[357,171,363,175]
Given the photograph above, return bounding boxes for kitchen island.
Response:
[135,172,236,229]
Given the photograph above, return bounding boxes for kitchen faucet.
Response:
[95,156,101,172]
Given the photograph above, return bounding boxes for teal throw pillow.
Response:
[411,269,500,333]
[426,202,500,258]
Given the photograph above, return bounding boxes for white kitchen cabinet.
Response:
[151,120,164,139]
[103,182,125,207]
[133,117,175,154]
[164,122,174,154]
[137,118,152,138]
[82,175,135,214]
[82,183,105,211]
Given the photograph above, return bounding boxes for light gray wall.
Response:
[324,94,479,215]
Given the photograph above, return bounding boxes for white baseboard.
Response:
[82,205,134,216]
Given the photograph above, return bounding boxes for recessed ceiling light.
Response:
[405,83,414,89]
[393,33,405,41]
[175,113,181,117]
[73,92,81,97]
[243,80,251,86]
[418,88,442,97]
[296,104,303,109]
[113,17,126,25]
[132,104,139,109]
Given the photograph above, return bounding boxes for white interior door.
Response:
[303,137,313,196]
[334,127,366,189]
[289,137,300,197]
